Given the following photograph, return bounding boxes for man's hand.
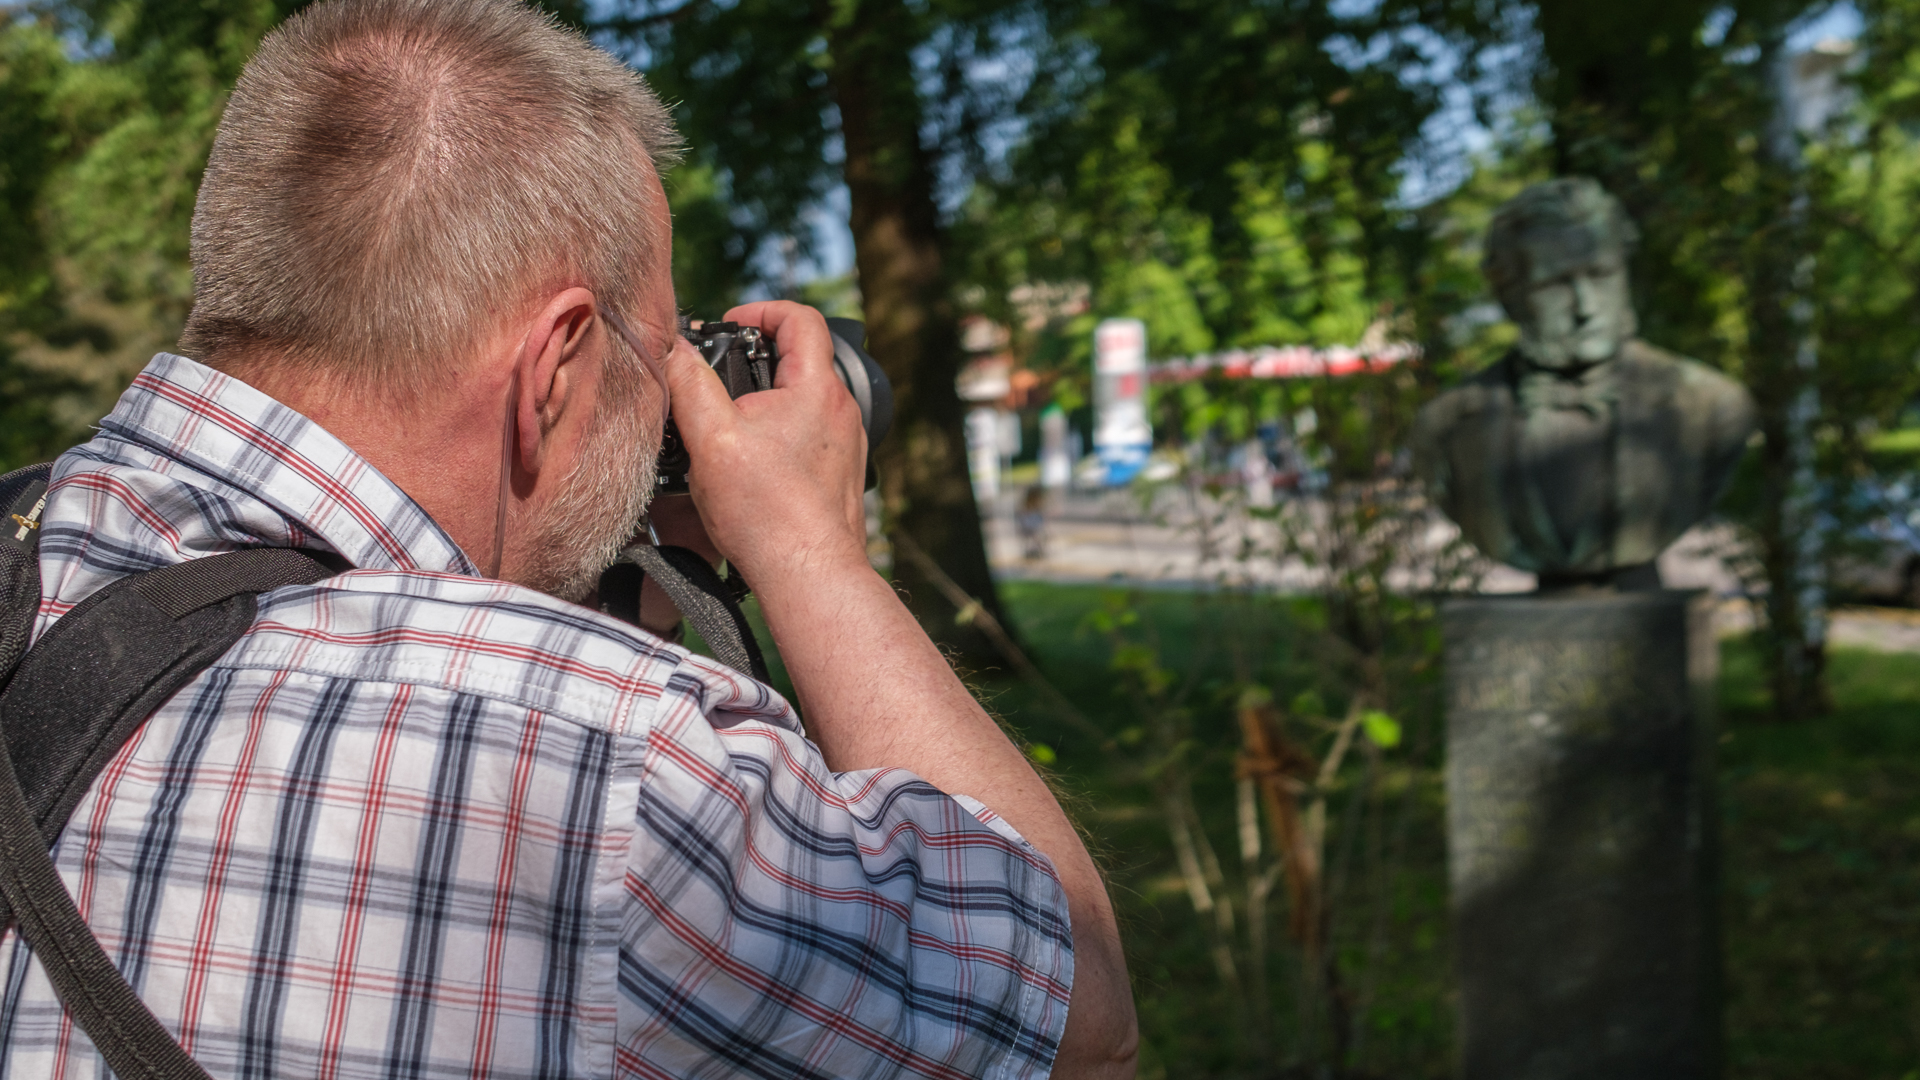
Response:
[662,301,869,591]
[665,300,1137,1079]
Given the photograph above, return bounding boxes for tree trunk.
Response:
[1748,329,1829,719]
[1538,0,1829,719]
[1749,34,1830,720]
[827,0,1007,664]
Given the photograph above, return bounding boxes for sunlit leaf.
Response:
[1362,710,1401,749]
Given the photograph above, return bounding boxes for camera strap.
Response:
[610,544,770,684]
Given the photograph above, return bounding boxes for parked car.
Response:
[1832,476,1920,606]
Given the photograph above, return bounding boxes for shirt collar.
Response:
[97,353,478,576]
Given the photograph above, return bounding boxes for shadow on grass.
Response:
[1717,639,1920,1080]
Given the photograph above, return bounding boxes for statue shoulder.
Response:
[1622,339,1741,397]
[1622,339,1758,442]
[1417,353,1517,433]
[1413,354,1517,495]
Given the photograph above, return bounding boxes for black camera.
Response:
[654,316,893,493]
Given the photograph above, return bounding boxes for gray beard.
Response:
[521,390,659,603]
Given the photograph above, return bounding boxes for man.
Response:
[0,2,1136,1077]
[1412,177,1756,585]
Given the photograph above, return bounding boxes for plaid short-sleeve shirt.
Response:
[0,353,1073,1079]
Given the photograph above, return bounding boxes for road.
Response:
[976,483,1920,652]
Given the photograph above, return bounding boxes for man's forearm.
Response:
[663,298,1135,1074]
[752,550,1137,1077]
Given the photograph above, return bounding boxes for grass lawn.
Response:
[959,582,1920,1079]
[1716,642,1920,1079]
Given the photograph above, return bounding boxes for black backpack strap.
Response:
[0,463,55,689]
[0,753,211,1080]
[3,548,348,835]
[615,544,769,683]
[0,545,343,1080]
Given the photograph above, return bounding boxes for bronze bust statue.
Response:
[1413,178,1757,586]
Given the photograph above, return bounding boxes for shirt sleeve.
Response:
[614,653,1075,1080]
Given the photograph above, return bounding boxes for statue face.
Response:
[1509,234,1636,370]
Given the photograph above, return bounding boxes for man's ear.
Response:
[515,287,599,475]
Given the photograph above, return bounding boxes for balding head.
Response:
[182,0,680,395]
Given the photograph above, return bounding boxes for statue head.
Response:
[1484,178,1640,371]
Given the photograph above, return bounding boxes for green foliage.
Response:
[606,0,1034,299]
[0,15,69,326]
[0,1,308,471]
[0,14,89,470]
[1803,15,1920,461]
[0,0,619,477]
[952,0,1508,399]
[959,114,1405,384]
[1360,709,1401,749]
[664,162,753,316]
[605,0,843,260]
[996,582,1920,1077]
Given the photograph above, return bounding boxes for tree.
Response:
[0,12,88,472]
[0,0,591,473]
[1532,0,1920,718]
[0,0,297,472]
[608,0,1026,662]
[953,0,1505,407]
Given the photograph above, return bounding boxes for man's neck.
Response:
[210,355,504,573]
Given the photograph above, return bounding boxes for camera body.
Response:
[655,316,893,493]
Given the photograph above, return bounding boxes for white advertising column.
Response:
[965,405,1002,501]
[1093,318,1152,485]
[1039,405,1071,489]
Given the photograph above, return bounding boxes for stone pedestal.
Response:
[1444,590,1721,1080]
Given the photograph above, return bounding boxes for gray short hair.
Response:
[1483,177,1639,311]
[181,0,681,392]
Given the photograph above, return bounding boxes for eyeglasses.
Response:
[597,305,673,421]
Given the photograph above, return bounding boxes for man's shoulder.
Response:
[229,567,796,738]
